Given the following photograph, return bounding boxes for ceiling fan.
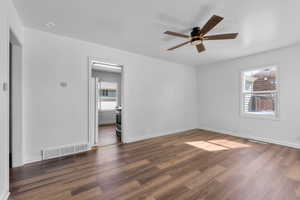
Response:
[164,15,238,53]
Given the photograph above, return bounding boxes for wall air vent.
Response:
[42,144,89,160]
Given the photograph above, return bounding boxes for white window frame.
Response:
[240,65,280,120]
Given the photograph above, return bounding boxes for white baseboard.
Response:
[199,126,300,149]
[24,156,42,164]
[124,128,198,143]
[0,191,10,200]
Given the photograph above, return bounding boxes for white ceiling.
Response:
[13,0,300,66]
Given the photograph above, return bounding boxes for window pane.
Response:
[98,81,118,110]
[101,101,117,110]
[100,89,117,97]
[243,67,277,92]
[243,93,276,115]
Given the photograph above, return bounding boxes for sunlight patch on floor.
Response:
[209,139,251,148]
[185,139,251,151]
[186,141,228,151]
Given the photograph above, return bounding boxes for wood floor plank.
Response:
[10,129,300,200]
[186,165,226,189]
[286,161,300,181]
[122,175,172,200]
[151,170,200,200]
[71,186,102,200]
[296,186,300,197]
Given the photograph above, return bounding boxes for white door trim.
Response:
[95,78,99,145]
[89,77,97,146]
[87,56,125,146]
[9,29,24,167]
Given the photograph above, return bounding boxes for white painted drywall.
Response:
[92,70,121,125]
[197,44,300,148]
[23,28,198,163]
[0,0,23,199]
[98,111,115,125]
[10,44,23,167]
[0,1,9,198]
[8,1,24,44]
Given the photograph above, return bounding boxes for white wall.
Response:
[23,28,198,163]
[92,70,121,125]
[0,0,23,199]
[0,1,9,198]
[98,110,115,125]
[198,44,300,148]
[10,43,23,168]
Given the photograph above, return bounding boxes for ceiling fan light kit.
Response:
[164,15,239,53]
[191,27,202,46]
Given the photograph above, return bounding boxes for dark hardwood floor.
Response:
[98,124,119,147]
[10,129,300,200]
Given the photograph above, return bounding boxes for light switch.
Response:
[60,82,67,87]
[2,82,8,91]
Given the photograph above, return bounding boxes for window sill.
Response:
[240,112,279,121]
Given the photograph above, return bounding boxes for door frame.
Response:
[87,56,125,147]
[9,29,24,167]
[89,77,98,146]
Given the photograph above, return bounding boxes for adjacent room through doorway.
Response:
[91,61,123,147]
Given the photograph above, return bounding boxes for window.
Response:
[241,66,279,119]
[98,82,118,111]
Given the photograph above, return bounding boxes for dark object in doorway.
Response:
[115,106,122,141]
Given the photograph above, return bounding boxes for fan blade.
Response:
[167,40,191,51]
[199,15,224,36]
[164,31,190,38]
[196,43,205,53]
[203,33,238,40]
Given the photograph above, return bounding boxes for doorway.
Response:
[8,30,23,168]
[9,42,12,168]
[94,75,121,146]
[88,58,124,147]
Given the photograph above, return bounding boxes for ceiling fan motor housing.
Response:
[191,27,202,45]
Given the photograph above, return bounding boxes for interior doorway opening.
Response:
[93,71,122,146]
[8,30,23,169]
[88,58,124,147]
